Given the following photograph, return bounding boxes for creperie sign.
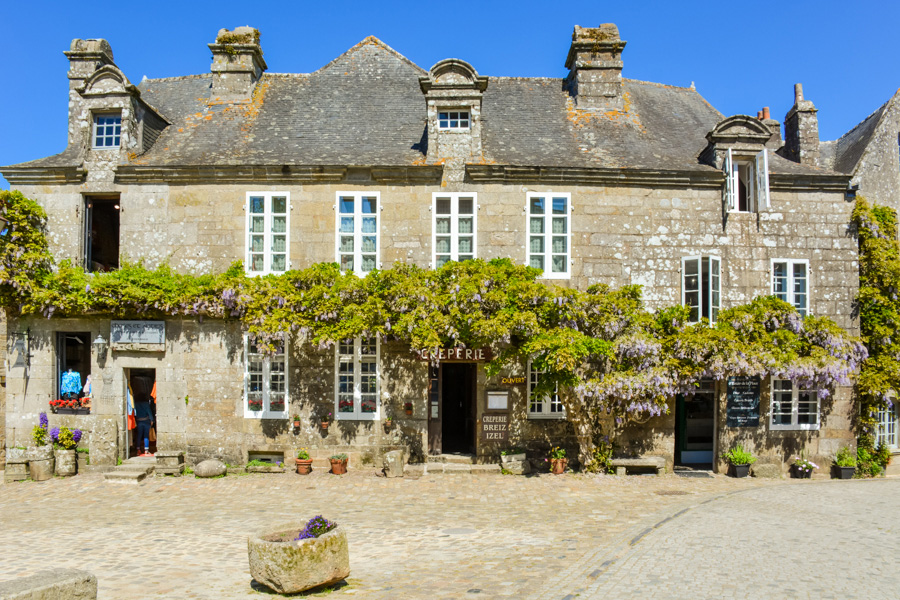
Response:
[418,347,492,362]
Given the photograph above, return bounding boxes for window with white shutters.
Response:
[772,259,809,316]
[723,148,769,213]
[246,192,290,275]
[433,193,476,267]
[682,256,721,324]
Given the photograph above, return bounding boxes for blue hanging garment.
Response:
[61,371,82,396]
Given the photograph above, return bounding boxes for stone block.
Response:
[29,459,54,481]
[55,449,77,477]
[751,463,783,478]
[155,451,184,468]
[382,449,404,478]
[4,462,27,482]
[503,459,531,475]
[90,417,118,466]
[403,463,426,477]
[0,568,97,600]
[195,459,226,478]
[5,448,26,463]
[248,524,350,595]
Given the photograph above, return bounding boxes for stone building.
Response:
[0,24,861,473]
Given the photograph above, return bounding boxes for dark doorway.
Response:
[84,197,120,272]
[440,363,477,454]
[128,368,157,457]
[675,380,715,466]
[56,332,92,411]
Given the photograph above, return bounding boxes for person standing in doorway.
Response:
[135,398,154,456]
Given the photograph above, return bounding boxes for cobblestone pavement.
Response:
[0,469,890,599]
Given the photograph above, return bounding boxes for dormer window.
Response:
[724,148,769,213]
[92,112,121,148]
[438,110,470,130]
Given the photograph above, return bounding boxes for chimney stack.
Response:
[783,83,819,165]
[209,26,267,99]
[565,24,627,111]
[64,39,115,89]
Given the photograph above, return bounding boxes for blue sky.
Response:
[2,0,898,189]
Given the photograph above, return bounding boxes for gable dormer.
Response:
[703,115,774,213]
[419,59,488,165]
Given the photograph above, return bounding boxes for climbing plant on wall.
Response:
[0,190,869,465]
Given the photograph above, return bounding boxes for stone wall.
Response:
[853,95,900,215]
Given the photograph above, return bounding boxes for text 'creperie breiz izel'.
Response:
[417,347,493,361]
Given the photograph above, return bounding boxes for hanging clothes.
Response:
[126,381,136,430]
[82,374,92,399]
[151,381,157,404]
[61,370,82,396]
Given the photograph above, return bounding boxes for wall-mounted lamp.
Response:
[92,333,109,359]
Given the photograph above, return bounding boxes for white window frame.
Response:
[335,192,381,276]
[438,110,470,130]
[243,337,289,419]
[876,402,898,450]
[527,360,565,419]
[771,258,810,317]
[526,192,572,280]
[432,193,477,267]
[335,338,380,421]
[246,192,290,275]
[92,112,122,149]
[769,378,820,431]
[681,256,721,324]
[723,148,769,213]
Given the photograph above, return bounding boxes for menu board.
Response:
[726,376,760,427]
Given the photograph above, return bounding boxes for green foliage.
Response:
[329,453,348,461]
[856,444,884,477]
[56,427,76,450]
[31,425,46,447]
[548,446,566,460]
[583,437,615,473]
[500,447,526,456]
[297,448,311,460]
[246,459,277,467]
[721,444,757,466]
[834,446,857,468]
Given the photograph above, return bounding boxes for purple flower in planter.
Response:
[295,516,336,541]
[72,429,83,443]
[39,412,48,430]
[49,427,60,442]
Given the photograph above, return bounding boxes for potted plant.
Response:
[321,412,332,430]
[50,426,82,477]
[330,453,348,475]
[404,402,413,416]
[548,446,567,474]
[384,416,393,431]
[500,447,527,463]
[791,455,819,479]
[296,448,313,475]
[248,398,263,412]
[721,444,757,477]
[247,515,349,594]
[292,415,301,428]
[832,446,857,479]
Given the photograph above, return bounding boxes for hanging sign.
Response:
[726,376,760,427]
[418,347,492,362]
[111,320,166,351]
[500,376,526,386]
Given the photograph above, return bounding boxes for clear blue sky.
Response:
[2,0,898,189]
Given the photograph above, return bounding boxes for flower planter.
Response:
[832,465,856,479]
[790,465,813,479]
[53,407,90,415]
[550,458,567,475]
[404,410,413,416]
[55,449,77,477]
[247,465,285,474]
[296,459,313,475]
[501,453,526,464]
[292,420,301,428]
[728,463,751,478]
[330,459,348,475]
[248,523,350,595]
[321,422,330,430]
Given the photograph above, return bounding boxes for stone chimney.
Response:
[208,26,267,99]
[783,84,819,165]
[64,39,115,89]
[565,24,627,111]
[760,106,783,149]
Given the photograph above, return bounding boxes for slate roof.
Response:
[1,37,839,177]
[829,101,889,174]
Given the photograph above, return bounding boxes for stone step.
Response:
[405,463,502,475]
[103,468,152,484]
[426,453,478,465]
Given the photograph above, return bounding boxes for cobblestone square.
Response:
[1,470,897,599]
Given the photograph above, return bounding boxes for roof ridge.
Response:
[316,36,427,75]
[623,78,694,91]
[140,73,212,84]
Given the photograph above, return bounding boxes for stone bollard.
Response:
[4,448,28,483]
[383,450,405,478]
[27,446,55,482]
[55,449,77,477]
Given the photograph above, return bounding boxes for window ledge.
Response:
[769,424,820,432]
[336,414,379,421]
[527,414,567,421]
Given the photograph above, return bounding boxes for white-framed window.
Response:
[527,361,565,419]
[335,338,380,420]
[336,192,380,275]
[875,402,898,449]
[770,379,819,430]
[244,338,288,419]
[723,148,769,212]
[772,259,809,317]
[246,192,290,275]
[92,113,121,148]
[682,256,721,323]
[527,193,571,279]
[438,110,470,130]
[433,193,476,267]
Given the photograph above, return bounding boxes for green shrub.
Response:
[834,446,857,467]
[721,444,757,466]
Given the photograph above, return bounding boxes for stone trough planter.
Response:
[247,465,285,474]
[248,523,350,594]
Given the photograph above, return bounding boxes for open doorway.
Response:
[128,368,157,458]
[675,379,715,467]
[440,363,477,454]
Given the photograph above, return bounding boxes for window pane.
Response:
[435,237,451,253]
[458,198,474,214]
[773,262,788,299]
[339,197,354,214]
[271,255,286,272]
[362,217,377,234]
[340,217,354,233]
[552,197,567,214]
[251,254,265,271]
[362,197,377,214]
[530,197,545,215]
[250,216,264,233]
[458,217,473,234]
[458,237,472,254]
[552,217,567,234]
[459,254,473,262]
[435,217,451,234]
[250,197,264,213]
[272,235,286,253]
[272,216,286,233]
[436,255,449,268]
[339,340,354,356]
[361,236,376,253]
[552,236,566,253]
[530,256,544,270]
[272,197,287,213]
[530,236,544,253]
[436,198,451,214]
[530,217,544,234]
[361,254,376,272]
[340,236,354,252]
[551,255,566,273]
[251,235,264,252]
[340,255,354,272]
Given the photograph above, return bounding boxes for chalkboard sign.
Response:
[726,376,760,427]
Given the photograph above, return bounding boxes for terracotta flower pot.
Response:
[330,459,347,475]
[550,458,567,475]
[404,409,412,416]
[321,422,330,430]
[292,420,301,428]
[295,459,313,475]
